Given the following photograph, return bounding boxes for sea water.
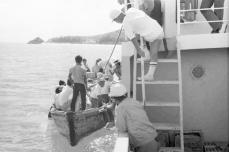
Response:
[0,42,121,152]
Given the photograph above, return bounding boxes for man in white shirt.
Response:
[118,0,170,56]
[110,7,164,81]
[92,58,102,74]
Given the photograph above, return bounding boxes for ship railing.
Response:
[179,7,229,25]
[176,0,229,50]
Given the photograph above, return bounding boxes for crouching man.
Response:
[109,83,158,152]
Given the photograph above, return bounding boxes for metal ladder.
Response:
[132,40,184,152]
[131,0,184,149]
[124,0,184,151]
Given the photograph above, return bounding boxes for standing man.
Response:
[113,60,121,80]
[200,0,227,33]
[92,58,102,74]
[69,55,87,111]
[109,83,158,152]
[110,8,164,81]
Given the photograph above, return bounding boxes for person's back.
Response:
[69,55,87,111]
[69,65,86,85]
[123,8,163,40]
[116,97,157,148]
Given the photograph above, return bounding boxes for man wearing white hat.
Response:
[109,83,158,152]
[110,7,164,81]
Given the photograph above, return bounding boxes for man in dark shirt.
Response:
[69,55,87,111]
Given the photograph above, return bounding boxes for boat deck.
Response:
[179,33,229,50]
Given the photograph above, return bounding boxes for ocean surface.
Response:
[0,43,121,152]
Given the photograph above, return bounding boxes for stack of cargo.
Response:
[203,142,228,152]
[174,130,203,152]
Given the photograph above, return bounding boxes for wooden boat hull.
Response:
[51,108,107,146]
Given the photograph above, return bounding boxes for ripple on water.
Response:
[86,132,118,152]
[0,43,122,152]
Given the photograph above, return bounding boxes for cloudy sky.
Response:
[0,0,121,42]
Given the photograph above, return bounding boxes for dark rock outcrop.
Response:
[28,37,44,44]
[47,30,125,44]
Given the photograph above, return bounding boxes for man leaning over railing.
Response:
[110,83,158,152]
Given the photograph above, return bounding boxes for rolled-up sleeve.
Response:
[115,106,127,133]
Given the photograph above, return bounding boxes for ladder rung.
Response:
[152,122,180,130]
[159,147,181,152]
[137,59,178,63]
[145,102,180,107]
[136,80,179,84]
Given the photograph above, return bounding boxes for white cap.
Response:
[109,83,127,97]
[109,9,122,21]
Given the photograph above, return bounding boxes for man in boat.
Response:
[54,79,81,111]
[110,7,164,81]
[113,60,121,80]
[88,76,115,128]
[200,0,228,33]
[69,55,87,111]
[88,79,103,108]
[109,83,158,152]
[92,58,102,74]
[97,77,114,128]
[98,60,114,76]
[82,58,91,72]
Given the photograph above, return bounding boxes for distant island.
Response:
[27,37,44,44]
[47,30,125,44]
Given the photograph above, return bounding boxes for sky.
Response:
[0,0,122,42]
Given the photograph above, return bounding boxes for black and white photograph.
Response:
[0,0,228,152]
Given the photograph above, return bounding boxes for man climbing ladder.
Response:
[109,7,164,81]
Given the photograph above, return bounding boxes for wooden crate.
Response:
[174,130,203,152]
[203,141,229,152]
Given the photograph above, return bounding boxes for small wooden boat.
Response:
[50,108,107,146]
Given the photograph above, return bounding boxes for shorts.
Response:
[144,31,164,42]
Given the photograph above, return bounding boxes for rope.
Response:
[104,26,123,70]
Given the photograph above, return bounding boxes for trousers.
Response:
[200,0,225,31]
[71,83,86,111]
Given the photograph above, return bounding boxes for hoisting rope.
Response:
[104,26,123,70]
